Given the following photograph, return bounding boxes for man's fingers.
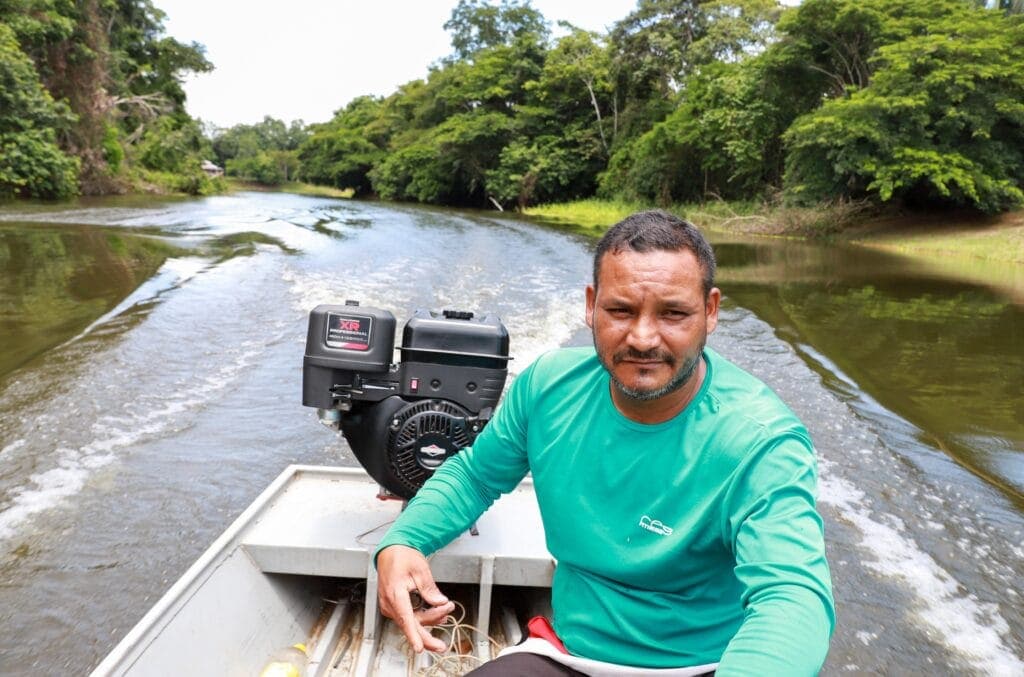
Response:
[393,603,426,653]
[418,623,448,653]
[412,576,449,607]
[416,601,455,626]
[375,545,451,653]
[393,605,451,653]
[385,590,453,652]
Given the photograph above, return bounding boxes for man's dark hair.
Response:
[593,210,717,298]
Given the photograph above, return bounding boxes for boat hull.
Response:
[92,465,553,676]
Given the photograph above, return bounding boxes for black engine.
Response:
[302,301,510,499]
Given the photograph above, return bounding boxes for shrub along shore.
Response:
[523,198,1024,266]
[225,179,354,199]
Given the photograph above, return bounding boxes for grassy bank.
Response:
[523,198,869,239]
[225,178,354,199]
[525,198,1024,264]
[847,211,1024,264]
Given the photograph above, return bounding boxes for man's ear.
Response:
[585,284,596,328]
[705,287,721,334]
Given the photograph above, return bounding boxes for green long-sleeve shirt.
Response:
[376,347,835,674]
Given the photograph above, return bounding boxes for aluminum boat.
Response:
[91,465,553,676]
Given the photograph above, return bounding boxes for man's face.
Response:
[586,248,720,404]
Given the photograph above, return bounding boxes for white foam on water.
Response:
[0,447,89,541]
[67,256,211,345]
[159,256,208,283]
[503,290,586,377]
[0,337,265,543]
[819,460,1024,675]
[1,439,27,455]
[282,266,587,380]
[855,631,878,646]
[282,268,403,318]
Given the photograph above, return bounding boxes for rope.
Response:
[408,601,504,676]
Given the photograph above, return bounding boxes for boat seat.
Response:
[239,466,554,588]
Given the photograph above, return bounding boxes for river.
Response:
[0,192,1021,674]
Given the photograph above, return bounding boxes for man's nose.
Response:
[626,314,660,351]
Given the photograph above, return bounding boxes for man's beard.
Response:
[594,333,705,402]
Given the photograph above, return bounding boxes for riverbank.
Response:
[225,179,354,199]
[846,210,1024,264]
[524,198,1024,264]
[522,198,866,237]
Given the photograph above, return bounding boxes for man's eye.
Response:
[663,310,688,318]
[606,307,631,317]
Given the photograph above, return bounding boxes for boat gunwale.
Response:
[90,465,368,676]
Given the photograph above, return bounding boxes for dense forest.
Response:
[3,0,1023,215]
[0,0,222,198]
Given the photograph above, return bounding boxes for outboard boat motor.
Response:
[302,301,510,499]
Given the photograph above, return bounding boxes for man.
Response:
[375,210,835,675]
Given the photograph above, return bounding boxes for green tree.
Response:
[135,115,208,172]
[0,0,75,67]
[107,0,212,129]
[298,130,381,192]
[599,1,786,203]
[296,97,388,193]
[210,116,308,186]
[0,22,78,198]
[444,0,549,60]
[601,59,790,204]
[371,110,515,203]
[2,0,212,194]
[211,116,307,166]
[783,1,1024,212]
[133,114,216,194]
[536,27,615,154]
[486,127,602,207]
[609,0,778,103]
[226,153,283,185]
[356,2,550,206]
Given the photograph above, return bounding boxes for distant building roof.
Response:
[201,160,224,177]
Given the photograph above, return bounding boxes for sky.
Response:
[159,0,639,129]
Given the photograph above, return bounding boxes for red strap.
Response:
[526,616,569,654]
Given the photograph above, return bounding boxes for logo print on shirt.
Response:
[639,515,673,536]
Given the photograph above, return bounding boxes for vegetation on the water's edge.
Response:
[289,0,1024,220]
[225,178,354,199]
[210,117,307,187]
[523,198,869,237]
[1,0,218,198]
[4,0,1024,242]
[528,196,1024,268]
[526,197,1024,266]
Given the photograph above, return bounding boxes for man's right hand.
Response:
[376,545,456,653]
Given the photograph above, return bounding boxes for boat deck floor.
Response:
[93,466,554,677]
[255,467,555,675]
[305,579,550,676]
